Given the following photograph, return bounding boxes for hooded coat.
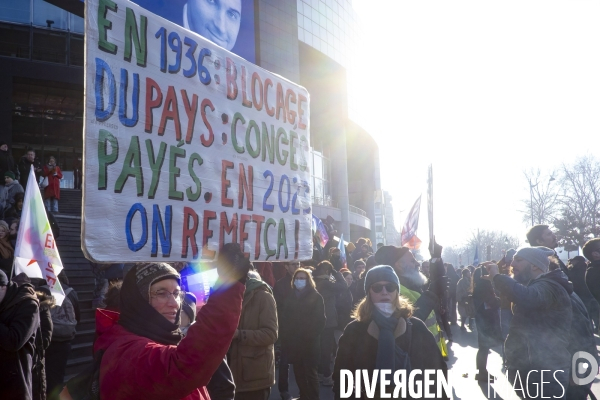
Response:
[94,281,244,400]
[493,269,573,370]
[0,282,40,400]
[228,278,278,393]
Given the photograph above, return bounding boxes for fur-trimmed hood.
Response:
[35,289,55,310]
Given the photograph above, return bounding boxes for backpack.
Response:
[51,287,77,341]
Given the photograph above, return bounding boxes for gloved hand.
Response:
[428,236,443,259]
[217,243,252,285]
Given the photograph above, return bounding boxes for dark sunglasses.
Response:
[370,283,397,293]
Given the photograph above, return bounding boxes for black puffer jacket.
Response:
[0,282,40,400]
[493,269,572,370]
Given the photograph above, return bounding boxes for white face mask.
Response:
[374,302,396,318]
[294,279,307,289]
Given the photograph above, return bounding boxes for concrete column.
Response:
[331,128,350,241]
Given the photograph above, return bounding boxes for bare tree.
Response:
[521,168,560,226]
[442,230,520,266]
[554,156,600,248]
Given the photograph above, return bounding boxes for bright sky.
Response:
[348,0,600,250]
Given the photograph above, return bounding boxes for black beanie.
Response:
[134,263,180,301]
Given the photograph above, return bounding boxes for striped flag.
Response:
[13,165,66,305]
[311,215,329,248]
[401,196,422,249]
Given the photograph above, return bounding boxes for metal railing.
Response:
[349,205,367,217]
[312,197,338,208]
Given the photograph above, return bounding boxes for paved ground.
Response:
[269,322,600,400]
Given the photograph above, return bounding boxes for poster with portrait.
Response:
[132,0,256,63]
[82,0,311,262]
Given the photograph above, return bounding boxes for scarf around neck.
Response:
[371,307,400,371]
[118,266,182,346]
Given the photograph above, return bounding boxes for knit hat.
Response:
[364,265,400,293]
[374,245,410,266]
[354,259,366,269]
[505,248,517,262]
[0,220,9,232]
[514,246,555,273]
[134,263,180,301]
[181,292,197,323]
[0,269,7,286]
[4,171,15,180]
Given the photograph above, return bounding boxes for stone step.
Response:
[72,329,95,345]
[69,342,93,361]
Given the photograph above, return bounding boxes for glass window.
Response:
[69,34,83,66]
[0,23,30,59]
[32,28,67,64]
[70,13,84,33]
[0,0,31,24]
[313,153,323,180]
[33,0,68,30]
[313,177,323,201]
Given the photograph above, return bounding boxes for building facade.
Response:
[0,0,381,243]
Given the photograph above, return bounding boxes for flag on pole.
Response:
[311,215,329,248]
[473,245,479,265]
[337,233,347,269]
[427,165,434,247]
[401,196,422,249]
[13,165,66,305]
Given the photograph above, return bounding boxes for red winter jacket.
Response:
[93,282,244,400]
[42,165,62,200]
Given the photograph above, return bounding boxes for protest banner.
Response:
[14,166,66,305]
[83,0,312,262]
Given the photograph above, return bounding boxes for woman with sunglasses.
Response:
[333,265,449,399]
[63,244,251,400]
[280,268,326,400]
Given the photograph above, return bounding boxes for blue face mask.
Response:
[294,279,306,289]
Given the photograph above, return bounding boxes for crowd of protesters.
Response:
[3,217,600,399]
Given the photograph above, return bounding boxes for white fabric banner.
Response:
[83,0,312,262]
[14,166,66,305]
